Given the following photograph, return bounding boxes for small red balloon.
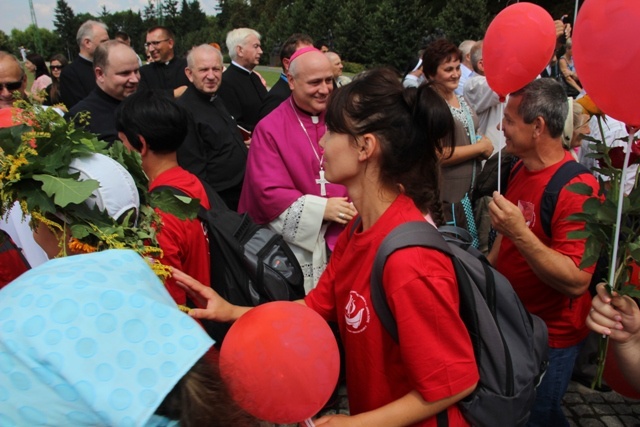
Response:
[573,0,640,127]
[219,301,340,424]
[484,2,556,100]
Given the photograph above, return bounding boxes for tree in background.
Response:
[3,0,581,68]
[53,0,77,59]
[10,26,59,60]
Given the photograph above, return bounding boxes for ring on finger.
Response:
[338,212,345,219]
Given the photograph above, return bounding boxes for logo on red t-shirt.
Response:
[345,291,370,334]
[518,200,536,228]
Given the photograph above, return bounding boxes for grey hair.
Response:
[226,28,260,61]
[76,20,108,47]
[186,44,223,69]
[512,78,569,139]
[469,41,483,73]
[458,40,475,57]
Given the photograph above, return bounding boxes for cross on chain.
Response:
[316,169,329,196]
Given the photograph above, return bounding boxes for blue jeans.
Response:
[527,341,585,427]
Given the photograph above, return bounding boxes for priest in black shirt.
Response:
[139,26,189,98]
[59,20,109,110]
[68,41,140,144]
[217,28,267,132]
[176,44,248,211]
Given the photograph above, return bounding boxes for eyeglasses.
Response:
[50,65,64,70]
[0,81,23,91]
[144,39,169,48]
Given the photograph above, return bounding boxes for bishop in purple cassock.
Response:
[239,47,355,292]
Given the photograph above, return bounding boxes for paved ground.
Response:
[564,381,640,426]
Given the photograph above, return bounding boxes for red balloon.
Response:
[219,301,340,424]
[573,0,640,127]
[484,2,556,100]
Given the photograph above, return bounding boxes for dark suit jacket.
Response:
[139,56,189,96]
[217,63,268,132]
[60,56,96,110]
[257,74,290,122]
[176,84,249,210]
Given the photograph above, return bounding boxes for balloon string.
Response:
[608,126,638,286]
[498,101,505,194]
[304,418,316,427]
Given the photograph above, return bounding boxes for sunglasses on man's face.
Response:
[50,65,64,70]
[0,80,23,91]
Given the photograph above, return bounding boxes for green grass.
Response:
[254,67,281,90]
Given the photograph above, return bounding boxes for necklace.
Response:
[289,98,328,196]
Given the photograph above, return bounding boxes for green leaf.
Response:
[150,190,199,220]
[0,124,31,154]
[579,237,602,269]
[32,175,100,207]
[582,197,602,215]
[70,224,93,239]
[596,202,618,223]
[618,284,640,299]
[566,182,593,196]
[568,230,591,240]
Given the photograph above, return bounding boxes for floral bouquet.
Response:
[0,100,197,278]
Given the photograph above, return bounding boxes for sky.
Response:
[1,0,220,34]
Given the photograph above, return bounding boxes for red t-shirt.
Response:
[496,152,598,348]
[150,166,210,305]
[306,194,478,426]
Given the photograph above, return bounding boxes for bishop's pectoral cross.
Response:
[316,169,329,196]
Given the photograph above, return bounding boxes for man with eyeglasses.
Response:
[138,26,189,98]
[60,20,110,110]
[218,28,267,133]
[0,52,27,110]
[176,44,247,211]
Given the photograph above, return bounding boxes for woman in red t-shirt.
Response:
[174,67,479,426]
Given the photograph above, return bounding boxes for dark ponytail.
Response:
[325,67,455,223]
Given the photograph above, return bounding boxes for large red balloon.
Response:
[573,0,640,127]
[484,3,556,100]
[219,301,340,424]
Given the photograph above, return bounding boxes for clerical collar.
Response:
[231,61,253,74]
[79,53,92,63]
[190,84,218,103]
[291,98,321,124]
[280,72,288,83]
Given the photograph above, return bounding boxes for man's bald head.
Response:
[0,52,27,109]
[324,51,344,79]
[288,50,333,115]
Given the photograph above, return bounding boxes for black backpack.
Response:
[152,184,305,341]
[370,222,549,427]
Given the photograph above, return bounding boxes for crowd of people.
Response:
[1,15,640,427]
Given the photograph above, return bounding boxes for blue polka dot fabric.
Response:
[0,249,214,426]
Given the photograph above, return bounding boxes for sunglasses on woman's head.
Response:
[0,81,22,91]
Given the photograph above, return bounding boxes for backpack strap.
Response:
[371,222,451,342]
[540,161,591,238]
[370,222,459,427]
